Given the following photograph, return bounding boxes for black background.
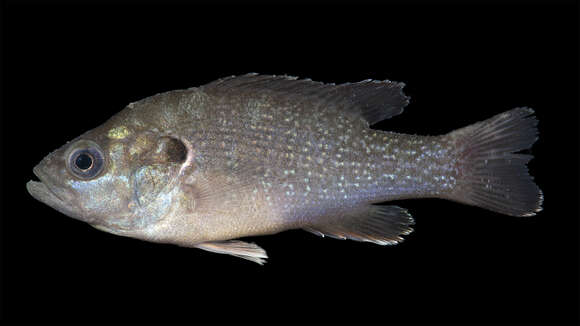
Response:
[1,1,578,325]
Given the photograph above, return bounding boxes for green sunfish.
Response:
[27,74,543,264]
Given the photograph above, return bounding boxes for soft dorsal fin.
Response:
[304,205,415,245]
[201,73,409,126]
[195,240,268,265]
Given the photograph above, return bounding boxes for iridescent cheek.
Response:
[129,134,151,156]
[108,143,126,174]
[107,125,131,139]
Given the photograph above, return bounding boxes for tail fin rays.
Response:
[448,108,543,216]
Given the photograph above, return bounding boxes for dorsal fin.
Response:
[201,73,409,126]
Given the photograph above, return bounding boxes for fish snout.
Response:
[27,161,83,220]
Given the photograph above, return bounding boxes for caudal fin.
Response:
[448,107,543,216]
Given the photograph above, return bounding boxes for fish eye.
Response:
[67,146,105,179]
[75,153,93,170]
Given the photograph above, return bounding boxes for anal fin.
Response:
[304,205,414,245]
[195,240,268,265]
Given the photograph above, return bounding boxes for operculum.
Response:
[129,134,190,221]
[130,163,181,221]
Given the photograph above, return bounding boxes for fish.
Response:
[26,73,543,264]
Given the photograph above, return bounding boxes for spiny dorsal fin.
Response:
[201,73,409,126]
[195,240,268,265]
[304,205,415,245]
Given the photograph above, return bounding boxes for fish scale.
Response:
[193,96,454,222]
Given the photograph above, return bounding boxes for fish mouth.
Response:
[26,166,70,214]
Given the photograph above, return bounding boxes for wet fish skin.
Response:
[27,74,543,264]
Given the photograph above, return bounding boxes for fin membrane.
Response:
[449,107,543,216]
[202,73,409,126]
[304,205,414,245]
[195,240,268,265]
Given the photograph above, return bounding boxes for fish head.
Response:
[27,121,187,236]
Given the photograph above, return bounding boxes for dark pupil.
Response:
[75,153,93,170]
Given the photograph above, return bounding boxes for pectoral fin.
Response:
[304,205,415,245]
[195,240,268,265]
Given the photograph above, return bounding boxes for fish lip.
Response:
[30,165,65,203]
[28,166,96,224]
[27,165,77,217]
[26,179,63,207]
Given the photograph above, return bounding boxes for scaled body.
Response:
[27,74,543,263]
